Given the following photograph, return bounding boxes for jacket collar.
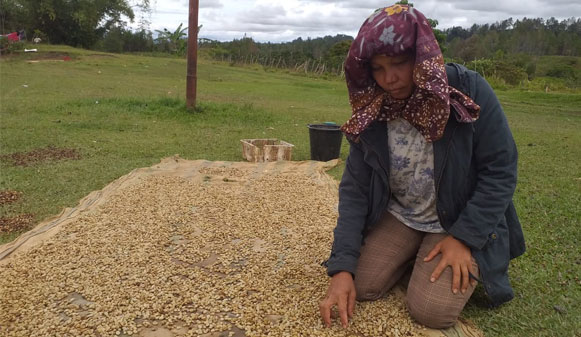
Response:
[358,120,390,178]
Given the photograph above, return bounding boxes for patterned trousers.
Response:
[354,211,479,329]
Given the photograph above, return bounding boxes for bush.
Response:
[494,61,528,85]
[208,47,231,60]
[123,30,153,52]
[485,76,509,91]
[98,27,154,54]
[102,27,124,53]
[511,53,537,79]
[32,29,48,43]
[536,56,580,77]
[0,37,24,55]
[465,59,528,85]
[546,64,577,79]
[466,59,497,78]
[520,77,571,92]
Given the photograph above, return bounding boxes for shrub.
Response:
[98,27,154,53]
[521,77,571,92]
[465,59,528,85]
[102,27,124,53]
[0,37,24,55]
[546,64,577,79]
[485,76,509,90]
[494,61,528,85]
[32,29,48,43]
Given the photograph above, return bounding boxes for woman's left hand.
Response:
[424,235,477,294]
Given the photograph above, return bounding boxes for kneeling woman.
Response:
[319,4,525,329]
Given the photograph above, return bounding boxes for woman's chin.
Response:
[389,90,412,100]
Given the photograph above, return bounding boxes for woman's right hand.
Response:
[319,271,357,328]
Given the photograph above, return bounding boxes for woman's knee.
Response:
[354,281,384,301]
[406,296,459,329]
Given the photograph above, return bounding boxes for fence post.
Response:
[186,0,199,109]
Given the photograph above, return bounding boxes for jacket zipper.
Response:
[434,124,485,284]
[361,138,389,182]
[360,137,391,226]
[435,124,459,224]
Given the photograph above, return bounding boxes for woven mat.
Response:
[0,157,484,337]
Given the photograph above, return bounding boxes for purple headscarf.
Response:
[341,4,480,142]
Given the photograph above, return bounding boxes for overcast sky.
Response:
[131,0,581,42]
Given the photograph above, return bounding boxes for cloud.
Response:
[138,0,581,42]
[238,4,288,22]
[200,0,223,8]
[153,0,222,10]
[195,1,368,41]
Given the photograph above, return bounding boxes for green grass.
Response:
[1,45,580,337]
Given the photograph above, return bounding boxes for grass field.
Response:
[1,45,580,337]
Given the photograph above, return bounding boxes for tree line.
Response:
[1,0,579,86]
[199,17,580,86]
[445,17,581,59]
[200,35,354,76]
[442,17,581,87]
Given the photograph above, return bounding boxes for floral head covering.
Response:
[341,4,480,142]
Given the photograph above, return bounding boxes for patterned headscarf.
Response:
[341,4,480,142]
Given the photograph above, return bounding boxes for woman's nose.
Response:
[383,69,398,85]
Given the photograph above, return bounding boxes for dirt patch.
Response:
[1,51,75,62]
[0,214,34,233]
[31,51,72,60]
[0,190,21,205]
[86,53,118,58]
[1,146,81,167]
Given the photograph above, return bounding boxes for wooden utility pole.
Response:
[186,0,199,109]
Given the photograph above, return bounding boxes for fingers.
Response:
[348,288,356,318]
[320,293,351,329]
[338,296,349,328]
[430,259,447,283]
[320,272,356,329]
[461,263,470,294]
[319,298,332,328]
[423,243,441,262]
[470,263,478,287]
[452,263,461,294]
[330,310,338,319]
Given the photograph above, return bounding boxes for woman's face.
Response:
[370,53,415,100]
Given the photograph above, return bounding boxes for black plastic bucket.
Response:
[307,124,343,161]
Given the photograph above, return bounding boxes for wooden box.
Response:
[240,139,294,162]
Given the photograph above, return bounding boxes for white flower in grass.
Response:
[379,25,396,45]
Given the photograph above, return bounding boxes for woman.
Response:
[319,4,525,329]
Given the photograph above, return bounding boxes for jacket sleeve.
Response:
[447,74,518,250]
[326,140,372,277]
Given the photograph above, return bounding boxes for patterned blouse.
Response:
[386,118,446,233]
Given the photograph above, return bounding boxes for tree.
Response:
[325,39,352,70]
[155,23,187,54]
[154,23,204,55]
[427,18,447,53]
[445,26,471,42]
[99,25,153,53]
[394,1,446,52]
[0,0,152,48]
[132,0,152,30]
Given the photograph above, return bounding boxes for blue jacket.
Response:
[326,63,526,306]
